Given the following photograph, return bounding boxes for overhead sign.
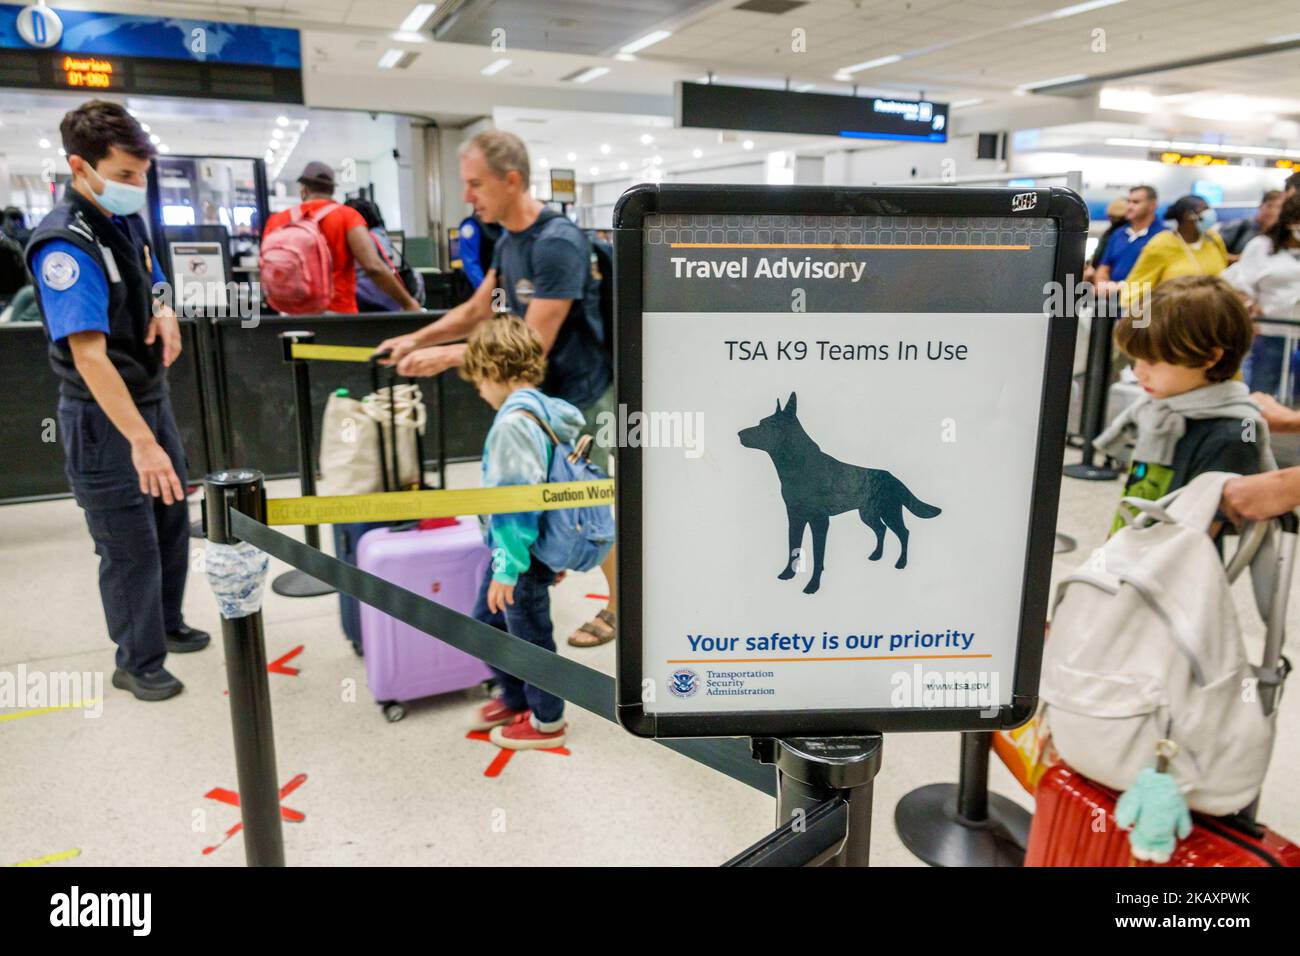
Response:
[613,184,1085,739]
[676,81,948,143]
[0,4,303,102]
[550,168,576,204]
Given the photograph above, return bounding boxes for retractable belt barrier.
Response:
[228,505,775,797]
[286,343,383,363]
[266,480,615,526]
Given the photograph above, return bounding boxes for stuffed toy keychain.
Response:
[1115,738,1192,863]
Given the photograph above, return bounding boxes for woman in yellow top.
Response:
[1125,195,1229,303]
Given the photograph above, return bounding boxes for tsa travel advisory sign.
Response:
[614,186,1083,738]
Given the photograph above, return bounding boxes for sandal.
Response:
[568,608,616,648]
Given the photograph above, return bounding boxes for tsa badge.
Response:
[668,668,699,699]
[41,251,79,291]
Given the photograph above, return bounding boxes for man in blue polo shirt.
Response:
[1095,184,1162,285]
[26,100,209,702]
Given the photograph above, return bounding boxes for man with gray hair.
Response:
[377,129,617,648]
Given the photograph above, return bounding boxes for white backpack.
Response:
[1040,472,1282,815]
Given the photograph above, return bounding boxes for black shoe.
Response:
[166,624,210,653]
[112,667,184,701]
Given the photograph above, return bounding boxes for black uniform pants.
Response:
[58,395,190,675]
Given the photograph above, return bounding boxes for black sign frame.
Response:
[612,183,1087,739]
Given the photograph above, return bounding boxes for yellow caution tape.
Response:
[266,479,615,526]
[12,848,81,867]
[0,698,101,723]
[289,343,383,363]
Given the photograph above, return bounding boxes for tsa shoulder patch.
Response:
[41,250,80,291]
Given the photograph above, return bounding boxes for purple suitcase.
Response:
[357,518,493,721]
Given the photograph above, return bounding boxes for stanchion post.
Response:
[756,736,882,866]
[203,469,284,867]
[1063,309,1119,481]
[893,731,1030,867]
[271,330,335,597]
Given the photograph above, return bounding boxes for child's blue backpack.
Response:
[512,409,614,572]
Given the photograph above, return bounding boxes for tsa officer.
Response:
[25,100,209,702]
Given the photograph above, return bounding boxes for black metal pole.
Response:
[203,469,284,867]
[1063,308,1119,481]
[740,736,883,867]
[956,731,990,822]
[271,330,335,597]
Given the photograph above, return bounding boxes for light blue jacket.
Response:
[480,387,584,584]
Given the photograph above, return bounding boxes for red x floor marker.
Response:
[201,773,308,856]
[585,593,609,601]
[466,731,569,777]
[267,645,304,676]
[224,645,305,694]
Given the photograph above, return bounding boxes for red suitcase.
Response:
[1026,763,1300,867]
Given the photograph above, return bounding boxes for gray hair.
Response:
[460,129,530,185]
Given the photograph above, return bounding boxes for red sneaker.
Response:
[469,699,528,732]
[489,713,567,750]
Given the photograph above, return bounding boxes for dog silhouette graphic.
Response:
[738,392,941,594]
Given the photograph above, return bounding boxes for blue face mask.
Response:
[1198,207,1218,229]
[85,163,148,216]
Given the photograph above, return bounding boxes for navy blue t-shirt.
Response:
[490,210,609,409]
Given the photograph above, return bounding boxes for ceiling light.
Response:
[640,133,654,145]
[619,30,671,55]
[1098,87,1157,113]
[618,161,628,170]
[1048,0,1126,17]
[149,134,160,144]
[269,140,280,150]
[1267,31,1300,44]
[834,71,852,83]
[590,166,599,175]
[652,155,663,165]
[839,54,901,75]
[378,48,417,69]
[1018,73,1087,92]
[614,53,636,62]
[158,145,169,153]
[566,151,577,161]
[567,66,610,84]
[742,139,754,150]
[127,108,139,117]
[794,83,816,92]
[599,143,611,154]
[392,31,429,44]
[399,3,438,34]
[538,157,550,168]
[58,147,66,156]
[276,115,289,127]
[692,148,703,158]
[481,58,512,76]
[38,138,50,149]
[140,123,151,133]
[272,129,284,139]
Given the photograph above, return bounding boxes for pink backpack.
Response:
[260,202,341,314]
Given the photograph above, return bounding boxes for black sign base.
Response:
[271,568,335,598]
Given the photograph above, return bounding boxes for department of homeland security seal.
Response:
[668,668,699,699]
[41,251,79,291]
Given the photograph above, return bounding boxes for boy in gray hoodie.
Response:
[1097,275,1272,535]
[460,316,585,750]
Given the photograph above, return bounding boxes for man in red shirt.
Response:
[263,161,420,313]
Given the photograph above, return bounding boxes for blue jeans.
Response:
[1245,335,1300,401]
[471,559,564,725]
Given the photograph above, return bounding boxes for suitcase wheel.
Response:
[382,702,407,723]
